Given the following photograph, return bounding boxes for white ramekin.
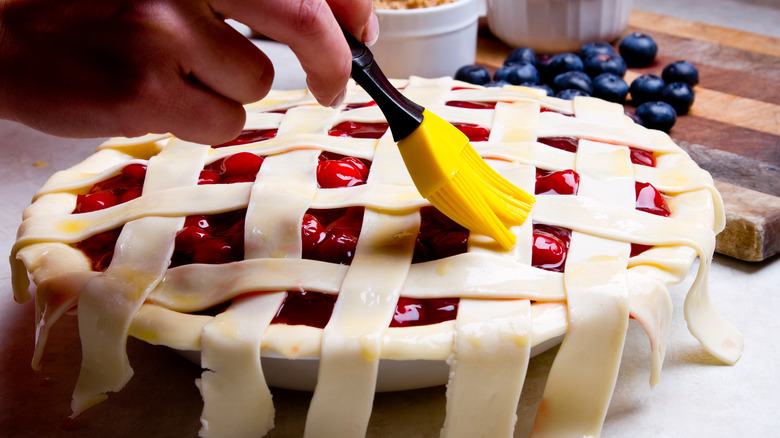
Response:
[371,0,481,79]
[486,0,633,53]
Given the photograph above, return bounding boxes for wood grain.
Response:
[670,115,779,169]
[628,10,780,58]
[714,180,780,262]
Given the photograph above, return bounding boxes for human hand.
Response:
[0,0,377,144]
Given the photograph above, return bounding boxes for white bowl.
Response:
[486,0,633,53]
[371,0,481,79]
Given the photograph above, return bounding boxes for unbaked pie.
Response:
[11,76,743,437]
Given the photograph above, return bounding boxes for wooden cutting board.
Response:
[476,10,780,262]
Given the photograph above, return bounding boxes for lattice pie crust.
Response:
[11,76,743,437]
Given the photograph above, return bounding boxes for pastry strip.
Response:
[199,292,284,438]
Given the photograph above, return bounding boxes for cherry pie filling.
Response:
[213,129,278,148]
[70,120,671,329]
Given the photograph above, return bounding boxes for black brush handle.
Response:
[342,29,424,142]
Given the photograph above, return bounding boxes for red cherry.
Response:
[191,239,234,264]
[445,101,497,109]
[540,108,572,116]
[121,163,148,181]
[213,129,278,148]
[411,240,431,264]
[413,206,469,263]
[417,213,445,244]
[328,121,388,139]
[431,230,469,259]
[169,210,247,267]
[175,226,210,251]
[425,206,456,226]
[74,192,119,213]
[538,137,578,153]
[220,152,264,180]
[531,224,571,272]
[301,208,363,264]
[327,207,364,234]
[316,230,358,265]
[220,174,258,184]
[317,159,367,188]
[341,156,370,180]
[635,182,670,217]
[425,298,459,325]
[629,147,656,167]
[301,214,327,257]
[453,123,490,142]
[390,297,459,327]
[198,170,220,185]
[90,174,122,193]
[119,188,142,203]
[630,243,653,257]
[185,215,212,230]
[392,298,423,326]
[272,291,337,329]
[535,169,580,195]
[203,159,224,174]
[305,208,343,227]
[75,228,122,271]
[222,219,245,248]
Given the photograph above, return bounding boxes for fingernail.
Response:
[363,13,379,47]
[330,88,346,108]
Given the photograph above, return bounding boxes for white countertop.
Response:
[1,39,778,437]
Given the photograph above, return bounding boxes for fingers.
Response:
[1,0,274,145]
[327,0,378,46]
[182,12,274,105]
[1,0,378,144]
[112,5,267,144]
[106,3,275,144]
[213,0,376,107]
[118,72,248,145]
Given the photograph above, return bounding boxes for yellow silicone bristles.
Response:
[398,110,535,249]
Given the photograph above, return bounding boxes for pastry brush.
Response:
[342,30,534,249]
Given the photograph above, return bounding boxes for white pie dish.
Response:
[154,302,568,392]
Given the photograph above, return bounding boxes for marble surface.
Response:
[2,38,779,437]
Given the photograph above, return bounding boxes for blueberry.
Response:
[454,64,492,85]
[553,71,592,94]
[583,53,627,78]
[556,89,590,100]
[591,73,629,103]
[618,32,658,67]
[636,101,677,132]
[661,82,695,115]
[629,74,666,105]
[579,41,616,60]
[505,47,537,66]
[486,80,511,88]
[494,62,540,85]
[662,60,699,86]
[541,53,584,83]
[524,83,555,96]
